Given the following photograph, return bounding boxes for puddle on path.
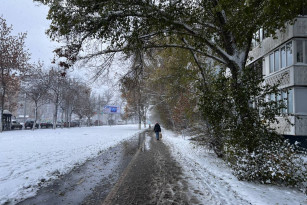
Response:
[18,131,148,205]
[145,132,152,151]
[138,131,153,152]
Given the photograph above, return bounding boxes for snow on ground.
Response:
[163,129,307,205]
[0,125,144,205]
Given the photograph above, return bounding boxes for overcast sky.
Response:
[0,0,58,65]
[0,0,127,98]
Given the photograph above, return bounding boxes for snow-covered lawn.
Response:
[0,125,143,205]
[163,130,307,205]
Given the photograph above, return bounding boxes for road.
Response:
[18,130,197,205]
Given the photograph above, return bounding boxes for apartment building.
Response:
[248,13,307,146]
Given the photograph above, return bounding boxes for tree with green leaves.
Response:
[35,0,305,148]
[34,0,305,73]
[145,47,199,130]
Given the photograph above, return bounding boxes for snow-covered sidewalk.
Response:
[163,130,307,205]
[0,125,144,205]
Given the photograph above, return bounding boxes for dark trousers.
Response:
[155,132,159,140]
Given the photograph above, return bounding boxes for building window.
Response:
[305,40,307,64]
[269,53,274,73]
[274,50,280,71]
[286,42,293,66]
[266,41,299,74]
[296,40,304,63]
[269,90,293,115]
[287,89,293,114]
[268,41,293,74]
[277,93,282,114]
[282,91,287,114]
[281,46,286,68]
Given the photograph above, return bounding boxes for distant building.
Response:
[248,11,307,146]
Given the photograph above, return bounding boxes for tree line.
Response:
[0,16,114,131]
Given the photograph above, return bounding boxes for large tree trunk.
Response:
[138,105,142,130]
[0,79,6,132]
[69,110,73,128]
[53,95,59,129]
[136,89,142,130]
[87,117,90,127]
[65,106,69,127]
[0,92,4,133]
[61,109,64,128]
[33,103,38,131]
[0,68,4,133]
[143,110,146,128]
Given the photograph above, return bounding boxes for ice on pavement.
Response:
[0,125,143,205]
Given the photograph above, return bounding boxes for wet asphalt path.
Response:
[18,131,197,205]
[102,132,198,205]
[18,133,142,205]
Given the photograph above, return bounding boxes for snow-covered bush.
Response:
[225,140,307,192]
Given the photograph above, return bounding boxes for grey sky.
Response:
[0,0,58,65]
[0,0,126,97]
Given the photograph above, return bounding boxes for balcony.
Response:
[249,17,307,63]
[264,65,307,88]
[273,115,307,136]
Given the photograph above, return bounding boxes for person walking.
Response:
[153,122,161,140]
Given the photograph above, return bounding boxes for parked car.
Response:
[71,121,80,127]
[64,121,80,127]
[40,121,53,128]
[108,119,115,125]
[56,121,63,128]
[24,120,39,129]
[117,120,125,125]
[11,120,23,130]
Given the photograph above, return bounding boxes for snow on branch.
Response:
[77,48,126,61]
[160,16,235,66]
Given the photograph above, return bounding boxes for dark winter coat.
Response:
[153,123,161,132]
